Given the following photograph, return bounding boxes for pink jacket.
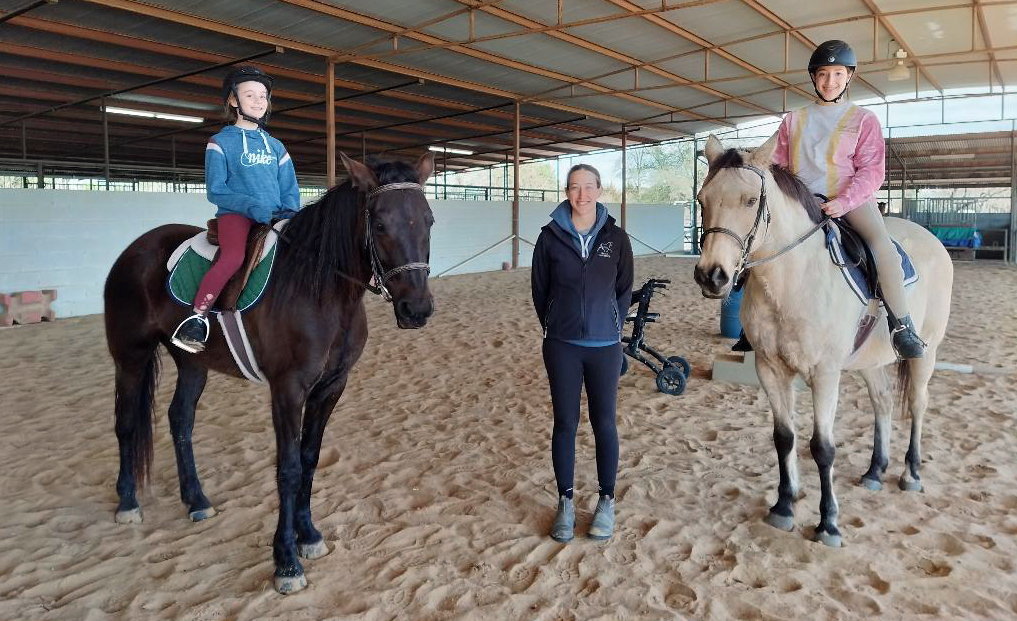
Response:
[772,104,885,212]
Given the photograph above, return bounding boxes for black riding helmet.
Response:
[222,66,273,127]
[808,40,856,103]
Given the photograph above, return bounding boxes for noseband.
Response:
[335,181,431,302]
[699,164,771,285]
[699,164,829,285]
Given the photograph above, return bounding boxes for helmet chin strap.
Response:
[810,73,852,103]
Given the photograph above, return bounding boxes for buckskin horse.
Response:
[104,152,435,592]
[694,134,952,547]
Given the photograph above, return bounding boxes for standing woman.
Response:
[531,164,634,543]
[773,40,924,357]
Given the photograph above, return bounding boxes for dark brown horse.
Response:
[104,152,435,594]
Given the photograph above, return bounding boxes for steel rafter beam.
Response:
[80,0,628,123]
[0,0,57,24]
[451,0,769,123]
[277,0,679,118]
[857,0,944,93]
[973,0,1005,89]
[13,11,648,147]
[0,47,281,127]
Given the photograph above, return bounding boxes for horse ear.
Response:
[415,151,435,185]
[339,152,378,192]
[704,134,724,166]
[749,132,779,167]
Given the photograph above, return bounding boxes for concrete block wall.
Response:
[1,190,685,317]
[1,189,212,317]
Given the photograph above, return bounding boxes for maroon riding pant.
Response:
[193,213,253,313]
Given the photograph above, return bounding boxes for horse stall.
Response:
[2,185,1017,619]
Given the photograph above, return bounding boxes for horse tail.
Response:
[895,359,912,420]
[113,348,161,490]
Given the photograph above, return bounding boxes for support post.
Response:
[512,102,520,269]
[101,96,110,190]
[1011,128,1016,263]
[326,58,336,188]
[692,137,700,254]
[621,125,627,230]
[20,121,26,160]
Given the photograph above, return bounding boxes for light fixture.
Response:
[888,47,911,82]
[929,153,975,160]
[102,105,204,123]
[428,145,474,155]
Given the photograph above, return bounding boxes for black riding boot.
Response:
[731,330,753,352]
[888,314,925,359]
[171,313,210,354]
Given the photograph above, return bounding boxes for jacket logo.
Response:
[241,150,276,167]
[596,241,613,258]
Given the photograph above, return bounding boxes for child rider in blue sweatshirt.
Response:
[171,66,300,353]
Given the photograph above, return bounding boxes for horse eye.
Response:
[373,220,385,232]
[747,197,758,206]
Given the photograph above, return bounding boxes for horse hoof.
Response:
[274,573,308,595]
[189,507,217,522]
[115,508,143,524]
[859,477,883,491]
[813,530,842,548]
[898,477,923,492]
[297,540,329,560]
[764,511,795,532]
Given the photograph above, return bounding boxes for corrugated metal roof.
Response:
[0,0,1014,181]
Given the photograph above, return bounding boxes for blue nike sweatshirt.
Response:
[204,125,300,224]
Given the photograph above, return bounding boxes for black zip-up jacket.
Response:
[531,214,634,342]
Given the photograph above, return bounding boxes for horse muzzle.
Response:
[693,263,732,299]
[394,294,434,329]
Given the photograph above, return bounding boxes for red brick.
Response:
[0,289,57,326]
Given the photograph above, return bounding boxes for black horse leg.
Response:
[810,369,842,547]
[900,355,935,492]
[294,379,347,560]
[167,350,214,521]
[270,381,309,594]
[113,346,160,524]
[859,367,892,491]
[756,359,799,532]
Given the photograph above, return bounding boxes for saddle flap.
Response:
[218,225,272,311]
[825,220,919,306]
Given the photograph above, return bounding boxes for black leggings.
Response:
[542,338,622,499]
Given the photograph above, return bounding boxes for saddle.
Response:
[166,219,285,313]
[205,219,272,311]
[824,218,918,306]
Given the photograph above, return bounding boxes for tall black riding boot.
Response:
[888,314,925,359]
[731,330,753,352]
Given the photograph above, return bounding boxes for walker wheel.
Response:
[666,356,691,379]
[656,366,686,396]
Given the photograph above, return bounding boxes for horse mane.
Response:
[710,148,825,224]
[271,157,424,306]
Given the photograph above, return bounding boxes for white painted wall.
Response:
[432,200,684,275]
[1,189,211,318]
[0,190,684,317]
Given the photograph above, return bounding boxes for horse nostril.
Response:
[709,265,729,290]
[693,266,708,287]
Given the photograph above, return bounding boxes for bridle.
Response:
[699,164,829,285]
[335,181,431,303]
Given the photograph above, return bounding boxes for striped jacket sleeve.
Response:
[838,112,885,211]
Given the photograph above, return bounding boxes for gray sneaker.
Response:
[587,495,615,540]
[550,495,575,543]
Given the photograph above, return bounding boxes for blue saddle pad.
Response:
[825,226,918,305]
